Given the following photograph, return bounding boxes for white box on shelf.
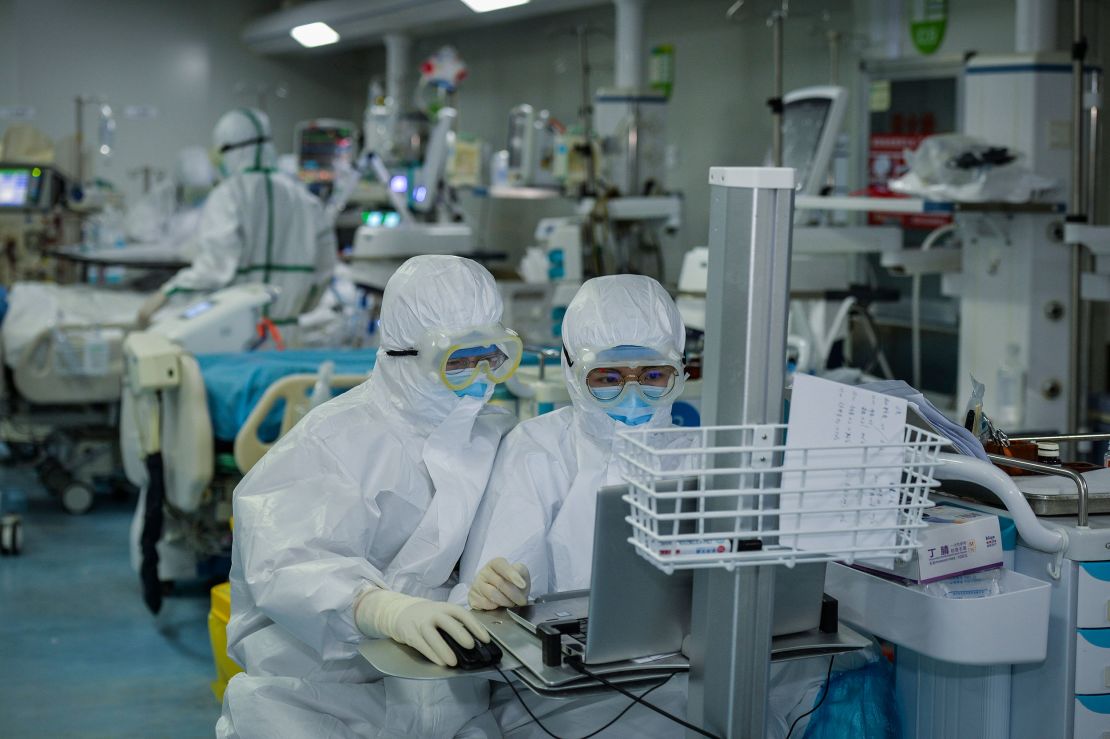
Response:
[862,505,1004,584]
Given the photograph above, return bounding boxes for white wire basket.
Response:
[617,423,947,573]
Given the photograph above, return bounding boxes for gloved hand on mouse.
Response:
[468,557,531,610]
[355,587,490,667]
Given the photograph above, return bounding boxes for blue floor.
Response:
[0,468,220,738]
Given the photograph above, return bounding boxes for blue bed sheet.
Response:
[196,348,549,444]
[197,349,379,443]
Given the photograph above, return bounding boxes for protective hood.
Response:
[561,274,686,443]
[213,107,276,176]
[371,255,504,430]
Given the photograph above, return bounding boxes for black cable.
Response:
[566,658,719,739]
[493,665,676,739]
[784,655,837,739]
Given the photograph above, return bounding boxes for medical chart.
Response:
[780,374,908,566]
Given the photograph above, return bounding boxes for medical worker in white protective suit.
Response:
[138,107,336,327]
[456,274,694,737]
[216,255,523,739]
[458,275,831,738]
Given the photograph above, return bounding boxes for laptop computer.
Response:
[507,481,826,666]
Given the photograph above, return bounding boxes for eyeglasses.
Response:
[564,343,686,406]
[585,365,679,401]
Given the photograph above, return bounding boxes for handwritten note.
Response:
[780,375,908,566]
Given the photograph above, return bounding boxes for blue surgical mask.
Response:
[606,393,655,426]
[454,381,491,399]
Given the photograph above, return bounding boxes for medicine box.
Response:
[862,505,1003,584]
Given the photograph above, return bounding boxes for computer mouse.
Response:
[436,628,503,670]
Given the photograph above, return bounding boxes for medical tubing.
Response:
[936,453,1068,561]
[565,657,720,738]
[784,655,836,739]
[492,664,676,739]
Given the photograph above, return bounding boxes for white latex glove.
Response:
[355,587,490,667]
[468,558,531,611]
[136,290,168,329]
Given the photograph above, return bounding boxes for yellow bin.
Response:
[209,581,244,702]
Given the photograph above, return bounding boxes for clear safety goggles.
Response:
[565,344,685,406]
[387,324,524,391]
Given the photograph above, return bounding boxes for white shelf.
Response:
[826,562,1050,665]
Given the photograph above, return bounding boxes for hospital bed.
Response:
[0,282,151,513]
[121,333,377,613]
[124,337,572,613]
[0,282,283,514]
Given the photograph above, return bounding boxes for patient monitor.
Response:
[781,86,848,196]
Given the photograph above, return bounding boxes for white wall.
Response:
[0,0,367,204]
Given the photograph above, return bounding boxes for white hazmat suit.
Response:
[216,255,515,739]
[160,108,336,324]
[457,274,693,737]
[460,275,838,739]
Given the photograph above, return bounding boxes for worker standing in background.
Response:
[137,107,336,331]
[217,255,522,738]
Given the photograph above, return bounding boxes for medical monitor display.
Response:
[782,97,832,193]
[0,168,30,207]
[298,126,354,182]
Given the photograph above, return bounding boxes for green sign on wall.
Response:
[910,0,948,55]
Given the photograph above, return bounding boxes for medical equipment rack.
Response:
[618,423,945,574]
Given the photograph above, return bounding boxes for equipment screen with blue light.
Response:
[0,168,30,207]
[362,210,401,228]
[181,300,215,319]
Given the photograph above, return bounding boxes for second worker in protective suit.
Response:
[460,274,838,739]
[457,274,694,737]
[139,107,336,332]
[217,255,523,738]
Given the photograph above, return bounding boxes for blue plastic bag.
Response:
[802,659,900,739]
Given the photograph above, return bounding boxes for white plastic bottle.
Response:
[995,343,1024,428]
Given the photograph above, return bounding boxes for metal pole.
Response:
[1088,70,1100,222]
[688,167,795,737]
[74,96,85,186]
[384,33,412,112]
[1067,0,1086,437]
[613,0,645,90]
[770,11,784,167]
[577,25,597,195]
[828,30,841,86]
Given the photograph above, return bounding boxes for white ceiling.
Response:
[243,0,611,54]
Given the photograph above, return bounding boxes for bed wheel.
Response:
[61,482,94,515]
[0,515,22,555]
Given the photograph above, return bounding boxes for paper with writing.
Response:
[781,374,908,566]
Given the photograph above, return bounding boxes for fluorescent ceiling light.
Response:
[460,0,531,12]
[290,22,340,48]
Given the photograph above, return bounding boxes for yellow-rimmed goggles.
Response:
[387,324,524,392]
[566,344,685,407]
